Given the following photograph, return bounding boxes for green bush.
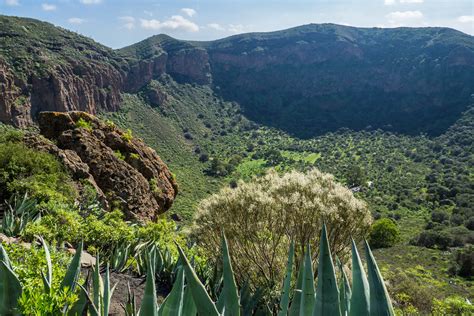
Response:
[432,296,474,315]
[0,140,76,203]
[449,246,473,278]
[3,242,77,315]
[368,218,401,249]
[75,118,92,131]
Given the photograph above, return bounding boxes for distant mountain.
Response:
[1,15,473,137]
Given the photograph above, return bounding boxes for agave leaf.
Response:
[278,241,294,316]
[182,284,197,315]
[158,266,185,315]
[216,287,225,313]
[365,241,395,316]
[349,240,369,316]
[221,234,240,316]
[336,257,351,316]
[288,257,305,316]
[300,244,315,316]
[92,253,102,313]
[0,243,12,269]
[123,282,138,316]
[139,254,159,316]
[67,276,89,316]
[77,283,100,316]
[177,244,219,316]
[0,261,22,316]
[313,224,341,316]
[61,241,83,293]
[103,263,118,316]
[39,237,52,293]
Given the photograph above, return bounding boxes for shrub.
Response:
[411,230,454,250]
[368,218,401,249]
[3,242,77,315]
[121,128,133,142]
[432,296,474,315]
[75,118,92,131]
[192,169,372,291]
[449,246,473,278]
[0,142,76,203]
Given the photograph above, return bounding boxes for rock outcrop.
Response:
[0,16,125,127]
[29,111,177,221]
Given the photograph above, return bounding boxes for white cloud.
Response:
[140,15,199,32]
[386,10,424,27]
[180,8,196,17]
[399,0,424,3]
[5,0,19,6]
[386,10,423,20]
[42,3,57,11]
[119,16,135,30]
[79,0,102,4]
[207,23,225,31]
[68,17,85,24]
[384,0,396,5]
[228,24,245,34]
[457,15,474,23]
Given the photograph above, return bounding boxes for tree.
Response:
[192,169,372,291]
[368,218,401,249]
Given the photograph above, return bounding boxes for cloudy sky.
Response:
[1,0,472,48]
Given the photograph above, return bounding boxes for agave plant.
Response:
[73,254,118,316]
[0,239,83,315]
[131,224,394,316]
[1,193,38,237]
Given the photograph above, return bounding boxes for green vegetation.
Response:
[369,219,401,249]
[75,118,93,131]
[0,127,76,204]
[193,169,372,293]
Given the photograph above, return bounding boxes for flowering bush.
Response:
[192,168,372,292]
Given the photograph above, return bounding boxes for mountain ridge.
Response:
[1,15,473,137]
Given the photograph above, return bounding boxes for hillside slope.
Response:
[121,24,474,138]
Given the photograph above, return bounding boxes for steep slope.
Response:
[119,24,474,138]
[205,25,474,137]
[0,15,127,126]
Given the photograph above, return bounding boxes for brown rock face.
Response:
[35,111,177,221]
[0,60,123,127]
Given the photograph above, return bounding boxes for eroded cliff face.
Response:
[27,111,178,221]
[0,58,123,127]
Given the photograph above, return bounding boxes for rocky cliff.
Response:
[0,16,125,127]
[1,16,473,138]
[202,25,474,137]
[26,111,177,221]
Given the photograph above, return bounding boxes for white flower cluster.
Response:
[192,168,372,291]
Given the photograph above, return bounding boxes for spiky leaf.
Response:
[0,261,22,316]
[349,240,369,316]
[177,245,219,316]
[288,257,305,316]
[221,234,240,316]
[278,241,294,316]
[365,241,395,316]
[139,254,159,316]
[337,257,351,316]
[313,225,341,316]
[301,244,315,316]
[158,266,185,315]
[61,241,83,293]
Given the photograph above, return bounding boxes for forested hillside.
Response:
[0,15,473,314]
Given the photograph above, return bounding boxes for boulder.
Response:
[31,111,177,221]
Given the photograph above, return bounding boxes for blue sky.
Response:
[1,0,473,48]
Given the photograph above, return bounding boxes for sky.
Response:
[0,0,473,48]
